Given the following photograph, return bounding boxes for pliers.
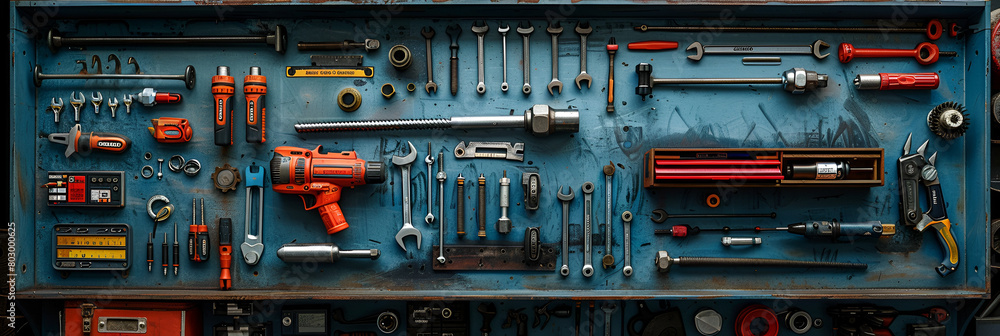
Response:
[897,133,959,276]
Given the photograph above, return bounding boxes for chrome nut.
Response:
[655,250,672,272]
[527,104,552,136]
[524,104,580,136]
[782,68,828,94]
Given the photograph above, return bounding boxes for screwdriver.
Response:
[162,233,168,276]
[173,223,180,275]
[212,66,235,146]
[188,198,210,262]
[244,66,267,143]
[657,220,895,240]
[146,233,154,272]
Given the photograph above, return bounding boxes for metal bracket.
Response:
[522,172,540,210]
[454,141,524,161]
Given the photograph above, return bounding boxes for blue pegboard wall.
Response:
[11,2,991,300]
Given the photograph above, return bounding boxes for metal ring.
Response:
[706,194,720,208]
[168,155,185,172]
[144,152,152,160]
[141,165,154,179]
[146,195,172,220]
[787,310,812,334]
[183,159,202,176]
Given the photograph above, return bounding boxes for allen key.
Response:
[47,25,287,53]
[34,65,197,90]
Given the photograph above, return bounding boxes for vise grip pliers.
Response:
[897,133,959,276]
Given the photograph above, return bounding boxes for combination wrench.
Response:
[425,142,435,224]
[517,21,534,95]
[472,21,489,94]
[445,24,462,96]
[622,211,632,277]
[436,151,447,264]
[546,21,563,95]
[574,21,593,89]
[602,164,615,269]
[686,40,830,61]
[582,182,595,277]
[421,27,437,93]
[499,23,510,92]
[393,142,421,252]
[557,186,575,277]
[602,304,617,336]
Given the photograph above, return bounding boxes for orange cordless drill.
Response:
[270,146,386,234]
[244,66,267,143]
[212,66,235,146]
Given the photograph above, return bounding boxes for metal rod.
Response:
[34,65,197,89]
[48,26,286,53]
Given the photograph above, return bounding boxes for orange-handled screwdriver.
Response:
[212,66,235,146]
[47,124,131,158]
[244,66,267,143]
[219,217,233,290]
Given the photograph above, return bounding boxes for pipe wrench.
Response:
[897,133,958,276]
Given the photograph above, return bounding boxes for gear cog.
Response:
[926,101,968,139]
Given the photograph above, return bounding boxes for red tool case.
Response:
[63,301,202,335]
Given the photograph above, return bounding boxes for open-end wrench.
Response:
[49,98,63,123]
[557,186,575,277]
[602,164,615,269]
[622,211,632,277]
[546,21,563,95]
[499,23,510,92]
[602,304,617,336]
[574,21,593,89]
[69,92,84,122]
[421,27,438,94]
[425,142,435,224]
[393,142,421,252]
[472,20,489,94]
[446,24,462,96]
[517,21,534,95]
[122,94,133,114]
[686,40,830,61]
[90,92,103,115]
[582,182,595,277]
[107,97,119,118]
[436,151,447,264]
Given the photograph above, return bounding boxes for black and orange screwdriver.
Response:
[188,198,210,262]
[47,124,131,158]
[172,223,180,275]
[212,66,235,146]
[244,66,267,143]
[219,217,233,290]
[146,233,154,272]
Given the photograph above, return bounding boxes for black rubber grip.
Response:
[456,179,465,235]
[450,57,458,95]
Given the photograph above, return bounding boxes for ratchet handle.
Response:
[627,41,679,50]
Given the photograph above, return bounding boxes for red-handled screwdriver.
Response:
[627,41,679,51]
[854,73,939,90]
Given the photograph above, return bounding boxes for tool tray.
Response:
[10,2,991,301]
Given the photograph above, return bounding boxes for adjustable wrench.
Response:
[582,182,595,277]
[602,164,615,269]
[421,27,438,94]
[622,211,632,277]
[454,141,524,161]
[425,142,435,224]
[436,151,447,264]
[69,92,84,122]
[472,21,489,94]
[517,21,534,95]
[557,186,575,277]
[49,98,63,123]
[446,24,462,96]
[393,142,421,251]
[574,21,593,89]
[546,21,563,95]
[90,92,103,115]
[499,23,510,92]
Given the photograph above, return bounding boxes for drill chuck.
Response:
[365,162,387,184]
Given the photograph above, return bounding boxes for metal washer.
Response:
[141,165,154,179]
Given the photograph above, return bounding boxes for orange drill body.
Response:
[212,66,235,146]
[270,146,386,234]
[244,67,267,143]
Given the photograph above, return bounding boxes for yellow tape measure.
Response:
[285,66,375,78]
[57,236,127,246]
[53,223,131,271]
[56,249,127,260]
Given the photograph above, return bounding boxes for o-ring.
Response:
[144,152,152,160]
[183,159,202,176]
[141,165,154,179]
[168,155,185,172]
[706,194,721,208]
[786,310,812,334]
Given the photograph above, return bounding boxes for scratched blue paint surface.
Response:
[12,2,989,299]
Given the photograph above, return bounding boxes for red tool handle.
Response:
[155,92,183,104]
[839,42,945,65]
[879,73,940,90]
[244,72,267,143]
[79,131,130,154]
[627,41,679,51]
